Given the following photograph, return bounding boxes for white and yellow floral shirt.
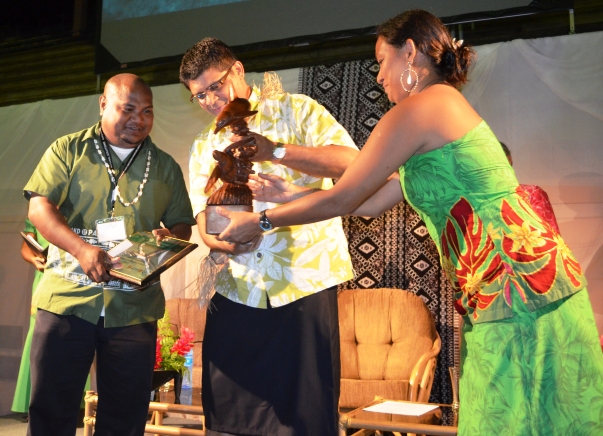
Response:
[189,86,357,308]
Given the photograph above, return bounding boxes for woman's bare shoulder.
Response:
[406,86,481,154]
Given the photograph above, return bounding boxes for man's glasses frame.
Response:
[190,63,235,104]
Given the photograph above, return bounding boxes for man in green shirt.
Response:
[23,73,195,436]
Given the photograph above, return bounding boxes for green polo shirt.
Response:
[23,122,196,327]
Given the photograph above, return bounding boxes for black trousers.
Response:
[28,310,156,436]
[203,288,341,436]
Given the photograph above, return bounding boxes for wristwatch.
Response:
[272,142,286,160]
[259,210,274,231]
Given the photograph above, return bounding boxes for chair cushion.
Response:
[338,289,437,407]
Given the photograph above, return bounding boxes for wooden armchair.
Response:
[165,298,207,389]
[338,288,441,412]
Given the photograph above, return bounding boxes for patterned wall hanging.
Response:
[299,59,458,411]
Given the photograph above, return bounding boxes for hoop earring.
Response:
[400,62,419,93]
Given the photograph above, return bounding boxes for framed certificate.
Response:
[107,232,198,286]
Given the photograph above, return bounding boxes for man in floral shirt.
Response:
[180,37,358,436]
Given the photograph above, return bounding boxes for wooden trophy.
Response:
[205,97,258,235]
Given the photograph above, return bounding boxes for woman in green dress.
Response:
[12,218,48,417]
[216,9,603,435]
[12,219,90,419]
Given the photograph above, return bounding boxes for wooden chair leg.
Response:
[151,410,163,436]
[83,391,96,436]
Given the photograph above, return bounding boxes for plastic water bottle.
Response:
[182,349,193,389]
[179,386,192,405]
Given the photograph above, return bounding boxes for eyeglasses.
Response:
[190,64,234,104]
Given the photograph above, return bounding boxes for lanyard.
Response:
[99,129,145,216]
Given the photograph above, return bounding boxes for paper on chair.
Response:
[363,401,439,416]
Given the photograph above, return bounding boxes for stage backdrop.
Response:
[0,31,602,414]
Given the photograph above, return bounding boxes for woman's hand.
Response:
[32,255,46,272]
[216,209,263,245]
[217,233,263,255]
[21,234,47,272]
[248,173,312,203]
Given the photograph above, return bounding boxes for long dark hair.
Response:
[376,9,475,87]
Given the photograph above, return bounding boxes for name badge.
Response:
[96,216,127,243]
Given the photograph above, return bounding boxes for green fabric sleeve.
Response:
[23,138,70,206]
[23,217,35,233]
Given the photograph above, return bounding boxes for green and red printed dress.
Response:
[400,120,603,435]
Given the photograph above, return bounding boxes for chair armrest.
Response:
[408,333,441,402]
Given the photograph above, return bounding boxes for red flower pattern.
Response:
[501,195,582,291]
[441,197,505,320]
[517,184,560,234]
[441,195,583,321]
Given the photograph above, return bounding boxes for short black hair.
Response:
[179,37,237,90]
[499,141,511,158]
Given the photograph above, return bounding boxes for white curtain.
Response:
[0,31,602,414]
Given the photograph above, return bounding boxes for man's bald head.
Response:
[104,73,152,100]
[99,74,154,148]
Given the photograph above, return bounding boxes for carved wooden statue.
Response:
[204,98,258,234]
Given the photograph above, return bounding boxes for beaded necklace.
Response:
[94,130,152,216]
